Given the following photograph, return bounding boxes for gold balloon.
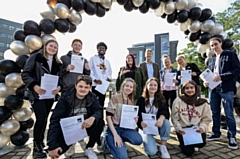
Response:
[25,35,43,51]
[132,0,144,7]
[0,133,10,149]
[68,9,82,26]
[10,40,30,56]
[40,4,56,21]
[41,34,57,45]
[0,83,15,98]
[175,0,188,11]
[13,108,33,122]
[0,97,4,105]
[5,73,24,88]
[54,3,70,19]
[3,49,18,61]
[22,100,32,108]
[99,0,113,9]
[0,119,20,136]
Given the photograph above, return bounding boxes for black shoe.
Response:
[206,134,220,141]
[40,141,49,152]
[228,138,238,149]
[33,142,47,158]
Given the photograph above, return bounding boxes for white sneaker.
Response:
[65,143,76,157]
[85,147,98,159]
[194,147,199,152]
[159,145,170,159]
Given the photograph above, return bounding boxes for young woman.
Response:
[21,40,62,158]
[136,77,171,158]
[172,80,212,157]
[106,78,143,159]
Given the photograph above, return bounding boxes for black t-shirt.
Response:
[73,97,87,119]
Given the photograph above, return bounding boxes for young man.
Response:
[89,42,112,107]
[139,49,160,80]
[204,37,240,149]
[60,39,90,94]
[47,75,104,159]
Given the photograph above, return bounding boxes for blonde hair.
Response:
[120,78,136,103]
[176,55,185,70]
[43,40,61,63]
[162,54,172,67]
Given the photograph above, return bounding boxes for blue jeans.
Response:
[106,126,143,159]
[210,87,236,138]
[139,119,171,156]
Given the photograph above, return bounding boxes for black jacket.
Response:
[21,53,62,101]
[47,88,103,151]
[136,96,169,130]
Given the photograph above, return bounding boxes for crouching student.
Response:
[105,78,143,159]
[171,80,212,157]
[47,75,104,159]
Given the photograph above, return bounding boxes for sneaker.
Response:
[228,138,238,149]
[194,147,199,152]
[159,145,170,159]
[206,134,220,141]
[65,143,76,157]
[85,147,98,159]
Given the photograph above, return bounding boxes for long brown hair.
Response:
[43,39,61,63]
[120,78,136,103]
[142,77,166,107]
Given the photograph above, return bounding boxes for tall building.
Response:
[0,18,23,60]
[127,33,178,69]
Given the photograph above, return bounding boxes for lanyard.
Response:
[147,98,154,114]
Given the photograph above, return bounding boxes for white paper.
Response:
[142,113,159,135]
[95,79,110,95]
[70,55,84,74]
[182,126,203,145]
[181,70,192,84]
[165,73,176,86]
[200,68,222,90]
[60,115,88,146]
[120,104,138,129]
[39,74,59,99]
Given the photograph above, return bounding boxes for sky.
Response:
[0,0,235,78]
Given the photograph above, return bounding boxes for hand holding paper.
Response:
[120,105,139,129]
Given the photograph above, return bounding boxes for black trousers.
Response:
[32,99,54,142]
[176,132,206,157]
[92,86,106,107]
[163,90,177,110]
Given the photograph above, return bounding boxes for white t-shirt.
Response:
[145,97,158,115]
[214,54,220,75]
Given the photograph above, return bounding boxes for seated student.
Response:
[105,78,143,159]
[47,75,104,159]
[171,80,212,157]
[136,77,171,158]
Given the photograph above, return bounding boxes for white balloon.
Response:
[197,43,209,54]
[40,4,56,21]
[155,2,165,17]
[189,20,201,33]
[68,9,83,26]
[54,3,70,19]
[194,40,199,46]
[220,31,228,39]
[165,0,175,15]
[180,18,191,31]
[3,49,18,61]
[175,0,188,11]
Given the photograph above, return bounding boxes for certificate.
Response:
[95,78,110,95]
[200,68,222,90]
[142,113,159,135]
[60,115,88,146]
[39,74,59,100]
[165,73,176,86]
[181,70,192,84]
[182,126,203,145]
[120,104,138,129]
[70,55,84,74]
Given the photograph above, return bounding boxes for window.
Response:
[139,50,143,63]
[6,43,10,48]
[2,24,8,29]
[7,35,13,39]
[9,26,15,30]
[0,42,4,47]
[0,52,3,56]
[0,33,6,38]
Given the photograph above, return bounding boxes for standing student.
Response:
[106,78,143,159]
[136,77,171,158]
[21,40,62,158]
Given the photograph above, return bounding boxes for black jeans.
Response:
[92,86,106,107]
[163,90,177,110]
[32,99,54,142]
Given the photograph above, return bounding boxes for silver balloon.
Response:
[0,97,4,105]
[180,18,191,31]
[206,49,214,58]
[25,35,43,51]
[5,73,24,89]
[0,83,15,98]
[54,3,70,19]
[188,20,201,33]
[0,133,10,149]
[165,0,175,15]
[100,0,113,9]
[0,119,20,136]
[13,108,33,122]
[186,0,197,11]
[175,0,188,11]
[209,23,224,36]
[3,49,18,61]
[40,4,56,21]
[220,31,228,39]
[196,3,203,9]
[132,0,144,7]
[41,34,57,45]
[197,43,209,54]
[68,9,83,26]
[155,2,165,17]
[201,19,214,32]
[10,41,30,56]
[22,100,32,108]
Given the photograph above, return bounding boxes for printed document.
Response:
[182,126,203,145]
[70,55,84,74]
[200,68,222,90]
[60,115,88,146]
[120,104,139,129]
[165,73,176,86]
[39,74,59,99]
[142,113,159,135]
[181,70,192,84]
[95,78,110,95]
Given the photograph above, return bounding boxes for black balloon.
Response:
[229,46,237,53]
[39,19,55,34]
[0,72,5,82]
[210,16,216,23]
[84,0,97,15]
[199,8,212,22]
[184,30,190,35]
[0,106,12,124]
[13,30,27,42]
[189,31,201,42]
[124,0,134,12]
[139,1,149,14]
[234,98,240,108]
[55,19,70,33]
[222,38,234,50]
[212,34,224,43]
[0,59,21,75]
[201,52,207,59]
[20,118,34,130]
[71,0,84,12]
[58,0,72,8]
[96,3,106,17]
[16,55,29,69]
[167,10,177,24]
[161,13,167,19]
[117,0,128,5]
[68,21,77,33]
[4,95,24,110]
[199,32,212,44]
[189,7,202,21]
[16,85,25,98]
[161,0,169,2]
[23,20,41,36]
[10,130,30,146]
[148,0,160,9]
[177,10,189,23]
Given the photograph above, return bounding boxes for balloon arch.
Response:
[0,0,238,149]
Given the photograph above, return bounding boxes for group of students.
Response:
[21,37,240,159]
